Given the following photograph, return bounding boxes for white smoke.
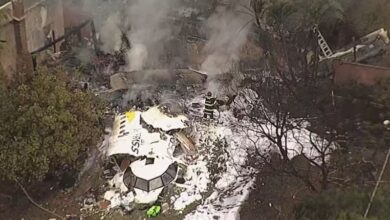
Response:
[127,44,148,71]
[124,0,179,71]
[201,1,251,76]
[79,0,179,71]
[99,13,122,53]
[201,0,252,95]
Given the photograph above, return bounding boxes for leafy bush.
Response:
[0,68,104,183]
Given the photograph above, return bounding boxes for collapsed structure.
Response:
[316,27,390,80]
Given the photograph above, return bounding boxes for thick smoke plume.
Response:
[124,0,179,71]
[201,0,251,75]
[79,0,180,71]
[201,0,252,94]
[99,12,122,53]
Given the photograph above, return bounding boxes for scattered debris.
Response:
[109,69,207,91]
[174,132,197,155]
[141,106,189,131]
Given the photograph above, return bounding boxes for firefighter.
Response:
[204,92,216,119]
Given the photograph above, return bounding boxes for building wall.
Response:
[0,0,65,75]
[24,0,64,52]
[0,1,17,76]
[334,61,390,85]
[0,23,17,77]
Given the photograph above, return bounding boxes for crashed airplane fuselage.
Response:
[107,106,193,204]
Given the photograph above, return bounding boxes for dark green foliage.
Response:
[334,80,390,151]
[294,185,390,220]
[0,68,104,183]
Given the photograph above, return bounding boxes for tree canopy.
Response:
[0,68,104,183]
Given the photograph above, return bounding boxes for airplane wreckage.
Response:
[101,68,202,204]
[106,106,196,204]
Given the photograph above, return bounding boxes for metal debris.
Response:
[173,132,197,155]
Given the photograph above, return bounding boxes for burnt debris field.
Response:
[2,0,390,220]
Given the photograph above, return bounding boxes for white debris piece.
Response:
[108,172,128,193]
[106,191,135,210]
[109,193,122,209]
[141,106,189,131]
[134,188,164,204]
[121,192,135,206]
[107,110,174,160]
[327,44,365,59]
[104,190,117,201]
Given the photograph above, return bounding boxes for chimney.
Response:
[12,0,33,74]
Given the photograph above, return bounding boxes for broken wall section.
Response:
[24,0,64,53]
[0,0,65,75]
[0,17,17,76]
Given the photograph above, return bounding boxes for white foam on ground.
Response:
[173,160,210,210]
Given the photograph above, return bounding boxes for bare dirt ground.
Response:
[0,149,103,220]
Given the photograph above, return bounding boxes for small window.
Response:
[123,169,136,189]
[166,163,178,178]
[120,125,125,129]
[135,178,149,192]
[161,172,174,185]
[149,177,164,191]
[120,120,126,125]
[145,158,155,165]
[129,176,136,188]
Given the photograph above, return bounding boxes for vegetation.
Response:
[294,185,390,220]
[238,0,390,219]
[0,68,104,183]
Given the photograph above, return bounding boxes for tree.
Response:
[294,185,390,220]
[332,80,390,156]
[0,67,104,183]
[250,0,344,30]
[232,0,347,193]
[238,75,336,192]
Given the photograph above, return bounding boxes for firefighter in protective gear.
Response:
[204,92,216,119]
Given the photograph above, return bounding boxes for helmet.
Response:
[207,92,212,96]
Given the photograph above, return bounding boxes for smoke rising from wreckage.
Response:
[0,0,268,219]
[79,0,258,218]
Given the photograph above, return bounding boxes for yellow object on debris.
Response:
[126,111,136,122]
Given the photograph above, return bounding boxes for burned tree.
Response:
[238,75,337,192]
[233,0,344,192]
